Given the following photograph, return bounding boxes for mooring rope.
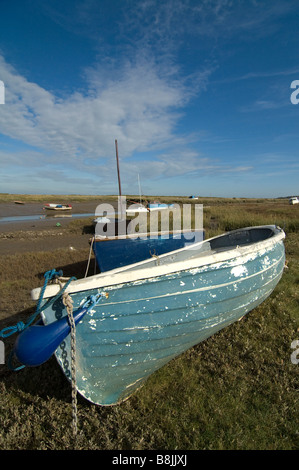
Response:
[57,279,78,438]
[55,281,109,438]
[2,267,109,438]
[84,237,94,278]
[0,270,76,340]
[150,249,160,266]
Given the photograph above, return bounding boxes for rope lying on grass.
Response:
[1,269,79,436]
[1,268,108,438]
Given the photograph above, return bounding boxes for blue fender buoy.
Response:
[13,306,89,367]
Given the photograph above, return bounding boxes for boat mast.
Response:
[138,173,142,204]
[115,139,122,197]
[115,139,124,219]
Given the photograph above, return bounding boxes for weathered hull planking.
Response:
[32,225,285,405]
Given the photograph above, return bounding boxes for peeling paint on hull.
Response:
[37,225,286,406]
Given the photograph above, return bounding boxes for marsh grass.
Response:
[0,193,119,204]
[0,197,298,450]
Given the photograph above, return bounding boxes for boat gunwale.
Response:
[31,225,285,300]
[93,228,204,241]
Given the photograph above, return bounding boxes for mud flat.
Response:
[0,201,100,255]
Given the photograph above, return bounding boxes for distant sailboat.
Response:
[44,203,72,211]
[126,173,174,214]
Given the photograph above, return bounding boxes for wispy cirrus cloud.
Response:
[2,1,296,195]
[0,54,188,159]
[0,48,256,196]
[0,53,216,193]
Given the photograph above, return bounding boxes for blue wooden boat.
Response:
[28,225,285,406]
[92,229,205,272]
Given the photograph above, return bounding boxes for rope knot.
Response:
[44,269,63,281]
[16,321,25,332]
[62,292,74,314]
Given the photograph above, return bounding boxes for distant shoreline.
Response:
[0,193,291,204]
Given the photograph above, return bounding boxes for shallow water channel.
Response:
[0,213,95,224]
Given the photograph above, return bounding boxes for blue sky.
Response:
[0,0,298,198]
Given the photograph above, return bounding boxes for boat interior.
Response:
[112,226,277,273]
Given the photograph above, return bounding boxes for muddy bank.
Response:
[0,201,105,230]
[0,201,100,255]
[0,231,93,255]
[0,200,103,216]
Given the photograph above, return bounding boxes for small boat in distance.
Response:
[24,225,285,406]
[126,200,174,214]
[148,201,174,210]
[43,203,72,211]
[126,202,149,214]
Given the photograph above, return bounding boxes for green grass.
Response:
[0,198,298,450]
[202,200,299,235]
